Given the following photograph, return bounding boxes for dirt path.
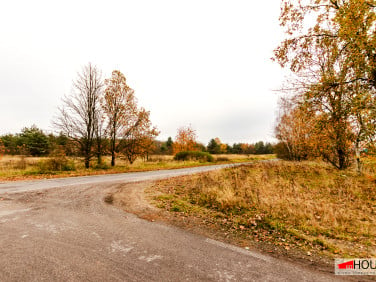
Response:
[111,182,158,218]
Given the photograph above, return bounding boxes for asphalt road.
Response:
[0,163,249,194]
[0,164,344,281]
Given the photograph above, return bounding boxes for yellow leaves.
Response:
[173,125,199,154]
[102,69,159,164]
[274,0,376,76]
[275,0,376,169]
[103,70,136,130]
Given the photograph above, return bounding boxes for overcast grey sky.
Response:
[0,0,285,145]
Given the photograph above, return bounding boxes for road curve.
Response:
[0,164,344,281]
[0,163,249,195]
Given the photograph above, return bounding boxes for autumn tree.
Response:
[220,143,228,154]
[173,125,199,154]
[120,109,159,164]
[207,138,228,154]
[212,138,228,154]
[275,97,317,161]
[351,88,376,172]
[239,143,251,155]
[102,70,136,166]
[103,70,159,165]
[245,144,255,155]
[55,63,104,168]
[0,139,5,159]
[274,0,376,170]
[275,0,376,81]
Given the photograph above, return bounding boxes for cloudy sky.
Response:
[0,0,286,145]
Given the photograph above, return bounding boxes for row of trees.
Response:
[274,0,376,172]
[207,138,273,155]
[0,124,275,160]
[152,125,274,155]
[54,64,158,168]
[0,127,70,156]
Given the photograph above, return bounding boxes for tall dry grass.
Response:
[151,160,376,256]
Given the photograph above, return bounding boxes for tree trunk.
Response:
[111,151,116,167]
[84,140,91,169]
[97,140,102,165]
[355,140,362,175]
[338,149,345,170]
[97,153,102,165]
[111,129,116,167]
[84,156,90,169]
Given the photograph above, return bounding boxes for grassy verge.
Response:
[0,154,275,181]
[147,160,376,261]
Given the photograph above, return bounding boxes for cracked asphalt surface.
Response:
[0,165,344,281]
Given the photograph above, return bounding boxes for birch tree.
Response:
[274,0,376,170]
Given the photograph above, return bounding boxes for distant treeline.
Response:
[0,126,76,156]
[153,138,274,155]
[0,126,275,157]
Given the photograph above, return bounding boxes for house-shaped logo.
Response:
[338,260,354,269]
[335,258,376,275]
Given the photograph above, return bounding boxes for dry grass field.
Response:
[148,160,376,259]
[0,154,275,181]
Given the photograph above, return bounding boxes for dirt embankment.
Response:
[111,181,160,221]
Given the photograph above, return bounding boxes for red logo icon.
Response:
[338,261,354,269]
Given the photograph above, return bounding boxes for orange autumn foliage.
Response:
[274,0,376,170]
[121,109,159,164]
[275,97,317,161]
[173,126,199,154]
[0,140,4,159]
[103,70,159,165]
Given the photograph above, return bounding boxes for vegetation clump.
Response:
[174,151,214,162]
[104,194,114,204]
[37,149,75,173]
